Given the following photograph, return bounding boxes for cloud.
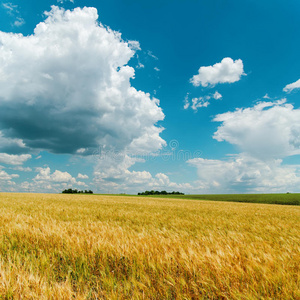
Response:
[2,2,18,14]
[0,6,165,155]
[184,92,222,111]
[0,153,31,165]
[283,79,300,93]
[213,91,222,100]
[27,166,87,192]
[191,97,210,111]
[0,170,19,180]
[0,168,19,192]
[2,2,25,27]
[77,173,88,179]
[57,0,74,3]
[188,154,300,193]
[10,166,32,172]
[213,99,300,159]
[93,153,191,193]
[14,17,25,27]
[0,131,28,154]
[190,57,245,87]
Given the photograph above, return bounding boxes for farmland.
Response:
[135,193,300,205]
[0,193,299,299]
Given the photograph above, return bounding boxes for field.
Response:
[135,193,300,206]
[0,193,299,299]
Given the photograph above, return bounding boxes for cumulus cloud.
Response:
[188,154,300,193]
[0,6,165,155]
[77,173,88,179]
[190,57,245,87]
[0,153,31,165]
[186,99,300,193]
[93,153,191,193]
[283,79,300,93]
[213,91,222,100]
[26,166,87,192]
[213,99,300,159]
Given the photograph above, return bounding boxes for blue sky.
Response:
[1,0,300,194]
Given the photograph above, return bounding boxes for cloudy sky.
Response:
[1,0,300,194]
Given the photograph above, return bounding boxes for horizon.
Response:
[1,0,300,194]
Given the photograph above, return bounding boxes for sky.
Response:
[1,0,300,194]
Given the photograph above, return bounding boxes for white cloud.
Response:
[0,153,31,165]
[14,17,25,27]
[10,166,32,172]
[188,154,300,193]
[2,3,25,27]
[154,67,160,72]
[213,99,300,159]
[191,97,210,111]
[186,99,300,193]
[78,173,89,179]
[57,0,74,3]
[0,6,165,155]
[2,3,17,14]
[0,170,19,180]
[147,50,158,60]
[283,79,300,93]
[30,167,87,192]
[213,91,222,100]
[190,57,245,87]
[93,153,191,193]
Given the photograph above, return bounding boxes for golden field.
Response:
[0,193,299,299]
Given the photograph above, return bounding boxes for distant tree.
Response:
[62,189,94,194]
[137,190,184,196]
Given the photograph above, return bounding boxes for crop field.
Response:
[0,193,299,299]
[137,193,300,205]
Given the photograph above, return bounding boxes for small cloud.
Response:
[154,67,160,72]
[14,17,25,27]
[183,94,190,110]
[77,173,89,179]
[76,148,87,154]
[147,50,158,60]
[136,62,144,69]
[190,57,245,87]
[2,2,18,14]
[11,166,32,172]
[0,153,31,165]
[263,93,270,99]
[191,97,210,111]
[35,155,42,160]
[57,0,74,3]
[213,91,222,100]
[283,79,300,93]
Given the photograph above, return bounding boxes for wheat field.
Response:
[0,193,299,299]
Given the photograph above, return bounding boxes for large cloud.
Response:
[93,153,191,193]
[213,99,300,159]
[190,57,245,87]
[186,99,300,193]
[188,154,300,193]
[0,6,165,155]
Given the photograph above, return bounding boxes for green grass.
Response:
[126,193,300,205]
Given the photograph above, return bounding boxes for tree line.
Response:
[62,189,93,194]
[138,190,184,195]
